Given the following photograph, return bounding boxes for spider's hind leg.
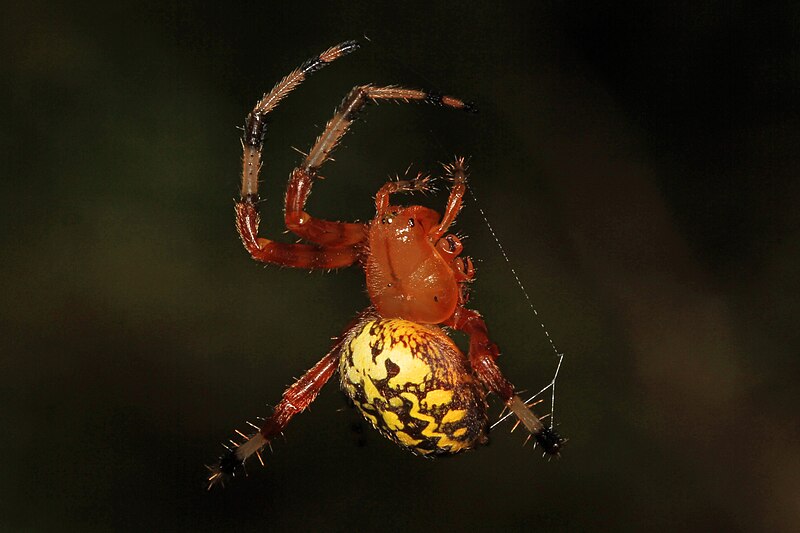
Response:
[207,340,343,489]
[446,307,564,456]
[506,396,564,455]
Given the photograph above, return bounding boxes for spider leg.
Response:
[430,157,468,240]
[209,332,346,488]
[284,167,368,246]
[303,85,475,172]
[431,157,474,283]
[236,198,361,268]
[283,86,474,244]
[241,41,359,198]
[236,41,364,267]
[374,173,433,213]
[445,307,564,455]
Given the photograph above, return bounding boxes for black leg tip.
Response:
[339,40,361,55]
[207,449,246,489]
[463,101,478,113]
[218,449,245,477]
[535,426,565,455]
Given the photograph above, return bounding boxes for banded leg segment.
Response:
[446,307,563,454]
[236,41,364,266]
[283,86,473,245]
[241,41,359,198]
[208,338,344,487]
[303,85,475,172]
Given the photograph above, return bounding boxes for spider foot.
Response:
[533,425,565,456]
[206,449,246,490]
[442,157,469,184]
[507,395,565,456]
[384,172,435,196]
[410,172,435,193]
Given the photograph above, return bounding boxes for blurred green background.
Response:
[2,1,798,531]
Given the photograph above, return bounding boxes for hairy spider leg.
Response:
[236,199,361,268]
[283,167,368,247]
[303,85,475,173]
[208,332,348,488]
[430,157,468,240]
[241,41,359,198]
[433,157,474,282]
[446,307,563,455]
[374,174,434,213]
[282,85,476,245]
[235,41,363,268]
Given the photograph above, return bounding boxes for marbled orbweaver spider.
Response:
[208,41,563,488]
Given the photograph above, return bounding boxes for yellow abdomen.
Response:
[339,318,488,455]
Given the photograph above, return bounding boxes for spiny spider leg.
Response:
[283,85,475,244]
[430,157,468,239]
[241,41,359,199]
[236,41,364,268]
[302,85,475,173]
[426,157,474,282]
[284,168,369,246]
[445,307,564,455]
[208,328,351,489]
[374,174,432,213]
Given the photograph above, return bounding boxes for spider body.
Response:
[208,41,562,488]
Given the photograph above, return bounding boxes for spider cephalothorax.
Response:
[208,41,562,488]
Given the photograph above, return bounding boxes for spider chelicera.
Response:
[208,41,563,488]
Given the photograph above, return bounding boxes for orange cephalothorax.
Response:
[364,170,475,324]
[365,203,460,324]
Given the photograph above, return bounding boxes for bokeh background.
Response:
[3,1,798,531]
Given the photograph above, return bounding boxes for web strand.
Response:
[467,183,564,429]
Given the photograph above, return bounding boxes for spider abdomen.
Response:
[339,317,488,455]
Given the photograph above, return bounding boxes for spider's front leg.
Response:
[432,157,475,284]
[446,307,564,455]
[208,336,345,488]
[235,41,364,268]
[374,173,434,213]
[284,85,474,246]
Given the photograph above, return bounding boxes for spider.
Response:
[208,41,563,487]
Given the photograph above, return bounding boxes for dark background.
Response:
[3,1,798,531]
